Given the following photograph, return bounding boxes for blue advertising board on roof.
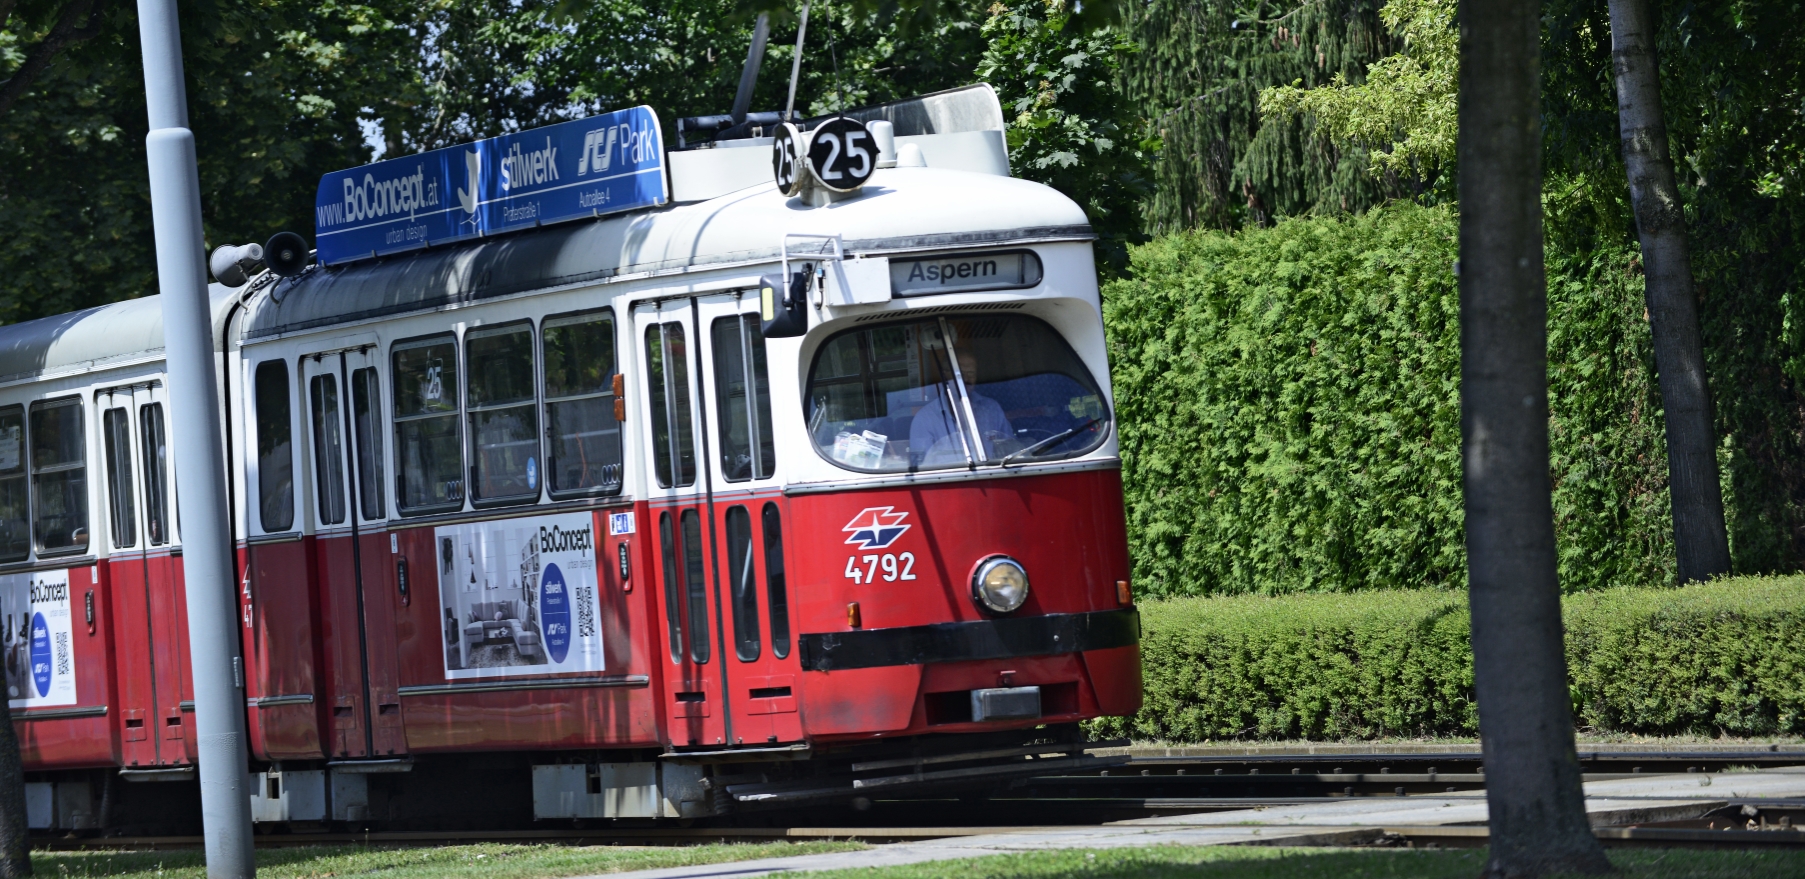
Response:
[313,106,667,266]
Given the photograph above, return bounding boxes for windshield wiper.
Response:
[1000,418,1101,466]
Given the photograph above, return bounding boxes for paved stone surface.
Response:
[576,768,1805,879]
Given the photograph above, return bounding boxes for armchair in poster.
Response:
[314,106,667,266]
[2,569,76,708]
[436,512,605,679]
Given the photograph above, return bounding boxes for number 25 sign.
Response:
[773,117,876,197]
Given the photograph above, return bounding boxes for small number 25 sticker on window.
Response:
[845,552,916,584]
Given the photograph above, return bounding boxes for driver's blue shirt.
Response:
[909,383,1014,463]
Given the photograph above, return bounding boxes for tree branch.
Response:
[0,0,109,120]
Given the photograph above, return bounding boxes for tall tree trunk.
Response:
[1608,0,1731,584]
[0,701,30,877]
[1458,0,1613,876]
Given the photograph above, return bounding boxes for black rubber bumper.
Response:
[796,608,1140,672]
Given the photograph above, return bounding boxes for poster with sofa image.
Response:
[436,512,604,679]
[2,568,77,709]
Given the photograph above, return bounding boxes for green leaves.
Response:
[1104,202,1674,598]
[1100,576,1805,742]
[977,0,1154,272]
[1257,0,1456,177]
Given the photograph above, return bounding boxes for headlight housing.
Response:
[972,556,1030,614]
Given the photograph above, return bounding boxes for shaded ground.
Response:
[35,841,865,879]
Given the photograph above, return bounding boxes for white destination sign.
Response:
[889,251,1042,297]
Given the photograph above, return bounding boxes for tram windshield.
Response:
[806,314,1110,472]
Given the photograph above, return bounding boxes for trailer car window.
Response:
[659,511,683,663]
[103,407,136,548]
[644,322,697,488]
[805,315,1110,472]
[0,406,26,562]
[726,505,759,661]
[140,403,169,546]
[543,312,623,497]
[466,323,539,504]
[351,368,384,520]
[254,361,295,532]
[712,315,776,482]
[761,502,789,659]
[393,336,463,513]
[310,373,348,526]
[30,398,87,553]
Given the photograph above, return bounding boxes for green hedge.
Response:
[1094,577,1805,741]
[1103,201,1673,597]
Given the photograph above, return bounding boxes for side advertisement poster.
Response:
[2,569,76,708]
[435,512,604,679]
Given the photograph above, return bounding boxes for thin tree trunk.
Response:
[1608,0,1730,584]
[1458,0,1613,876]
[0,700,30,877]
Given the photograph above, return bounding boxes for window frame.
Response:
[253,359,297,534]
[802,312,1114,474]
[308,370,350,527]
[0,404,28,563]
[541,307,624,500]
[464,319,542,509]
[390,332,466,517]
[710,313,776,483]
[102,405,137,549]
[29,395,89,556]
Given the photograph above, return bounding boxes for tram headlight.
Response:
[972,556,1030,614]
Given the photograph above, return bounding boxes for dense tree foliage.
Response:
[977,0,1154,270]
[0,0,999,322]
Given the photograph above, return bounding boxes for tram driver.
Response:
[910,347,1016,467]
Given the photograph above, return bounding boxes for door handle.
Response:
[396,557,410,606]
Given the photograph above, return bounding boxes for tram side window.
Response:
[140,403,169,546]
[644,322,697,488]
[543,311,623,497]
[680,508,710,664]
[393,335,463,513]
[254,360,295,533]
[711,314,776,482]
[467,322,539,504]
[30,398,88,553]
[0,406,28,562]
[725,505,759,662]
[309,373,348,525]
[762,503,789,659]
[102,407,136,548]
[659,512,683,663]
[350,368,384,520]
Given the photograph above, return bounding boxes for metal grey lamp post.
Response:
[135,0,257,875]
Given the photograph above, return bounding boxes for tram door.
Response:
[98,383,191,766]
[695,295,803,745]
[634,299,730,748]
[301,347,407,758]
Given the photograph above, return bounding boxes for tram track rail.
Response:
[33,750,1805,853]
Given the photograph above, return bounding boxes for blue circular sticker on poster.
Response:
[539,563,571,664]
[30,612,50,697]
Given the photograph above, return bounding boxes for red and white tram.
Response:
[10,85,1138,832]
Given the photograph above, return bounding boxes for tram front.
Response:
[758,151,1141,747]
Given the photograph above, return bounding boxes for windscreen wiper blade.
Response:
[1000,418,1101,466]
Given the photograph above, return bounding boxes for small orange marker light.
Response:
[1116,580,1133,606]
[847,602,862,628]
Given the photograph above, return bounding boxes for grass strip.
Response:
[783,845,1805,879]
[34,840,865,879]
